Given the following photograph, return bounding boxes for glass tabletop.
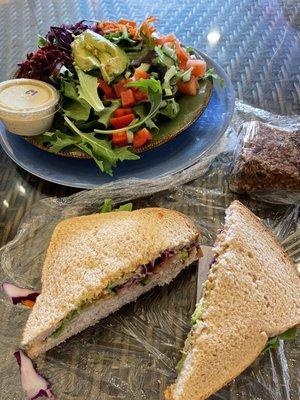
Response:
[0,2,299,399]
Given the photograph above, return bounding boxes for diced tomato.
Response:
[113,79,130,97]
[186,59,206,78]
[110,113,135,129]
[133,69,150,80]
[121,89,136,107]
[112,131,128,147]
[114,108,133,118]
[177,76,198,96]
[134,89,148,102]
[133,128,152,148]
[98,79,116,99]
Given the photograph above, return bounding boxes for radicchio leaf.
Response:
[14,350,56,399]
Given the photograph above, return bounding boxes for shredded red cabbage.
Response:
[115,247,189,292]
[16,20,88,81]
[45,21,88,53]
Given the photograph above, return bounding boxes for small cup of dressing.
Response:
[0,78,60,136]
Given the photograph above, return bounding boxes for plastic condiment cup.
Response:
[0,78,60,136]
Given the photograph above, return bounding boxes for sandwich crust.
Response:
[22,208,200,348]
[166,200,300,400]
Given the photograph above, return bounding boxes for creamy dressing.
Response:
[0,83,52,110]
[0,79,59,136]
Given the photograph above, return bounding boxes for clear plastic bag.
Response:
[0,101,299,399]
[229,120,300,202]
[0,186,299,400]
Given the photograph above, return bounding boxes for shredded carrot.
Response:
[97,17,159,41]
[21,299,35,308]
[97,19,140,40]
[140,16,158,38]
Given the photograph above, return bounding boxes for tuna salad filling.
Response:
[50,242,200,339]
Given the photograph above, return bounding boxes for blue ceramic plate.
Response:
[0,53,234,189]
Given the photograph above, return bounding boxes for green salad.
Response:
[17,17,222,175]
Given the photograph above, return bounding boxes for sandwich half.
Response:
[22,207,201,358]
[165,200,300,400]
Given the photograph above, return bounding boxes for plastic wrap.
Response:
[0,101,299,399]
[229,120,300,198]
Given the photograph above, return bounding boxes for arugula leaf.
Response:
[63,99,91,121]
[134,103,159,134]
[263,327,297,353]
[191,298,204,325]
[279,327,298,340]
[71,128,119,165]
[37,34,47,48]
[38,130,80,153]
[140,276,150,286]
[114,203,133,212]
[180,249,189,260]
[185,46,195,55]
[58,75,91,122]
[106,282,119,295]
[104,28,137,46]
[94,79,163,134]
[65,116,140,176]
[98,100,121,127]
[113,147,141,161]
[51,308,80,339]
[100,198,133,213]
[159,98,180,119]
[61,79,78,100]
[76,67,104,112]
[175,355,187,374]
[75,142,108,174]
[76,117,100,130]
[100,198,113,213]
[203,68,225,88]
[127,78,162,93]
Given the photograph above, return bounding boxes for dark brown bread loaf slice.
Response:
[230,121,300,193]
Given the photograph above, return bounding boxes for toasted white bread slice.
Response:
[165,200,300,400]
[22,208,200,357]
[28,246,199,358]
